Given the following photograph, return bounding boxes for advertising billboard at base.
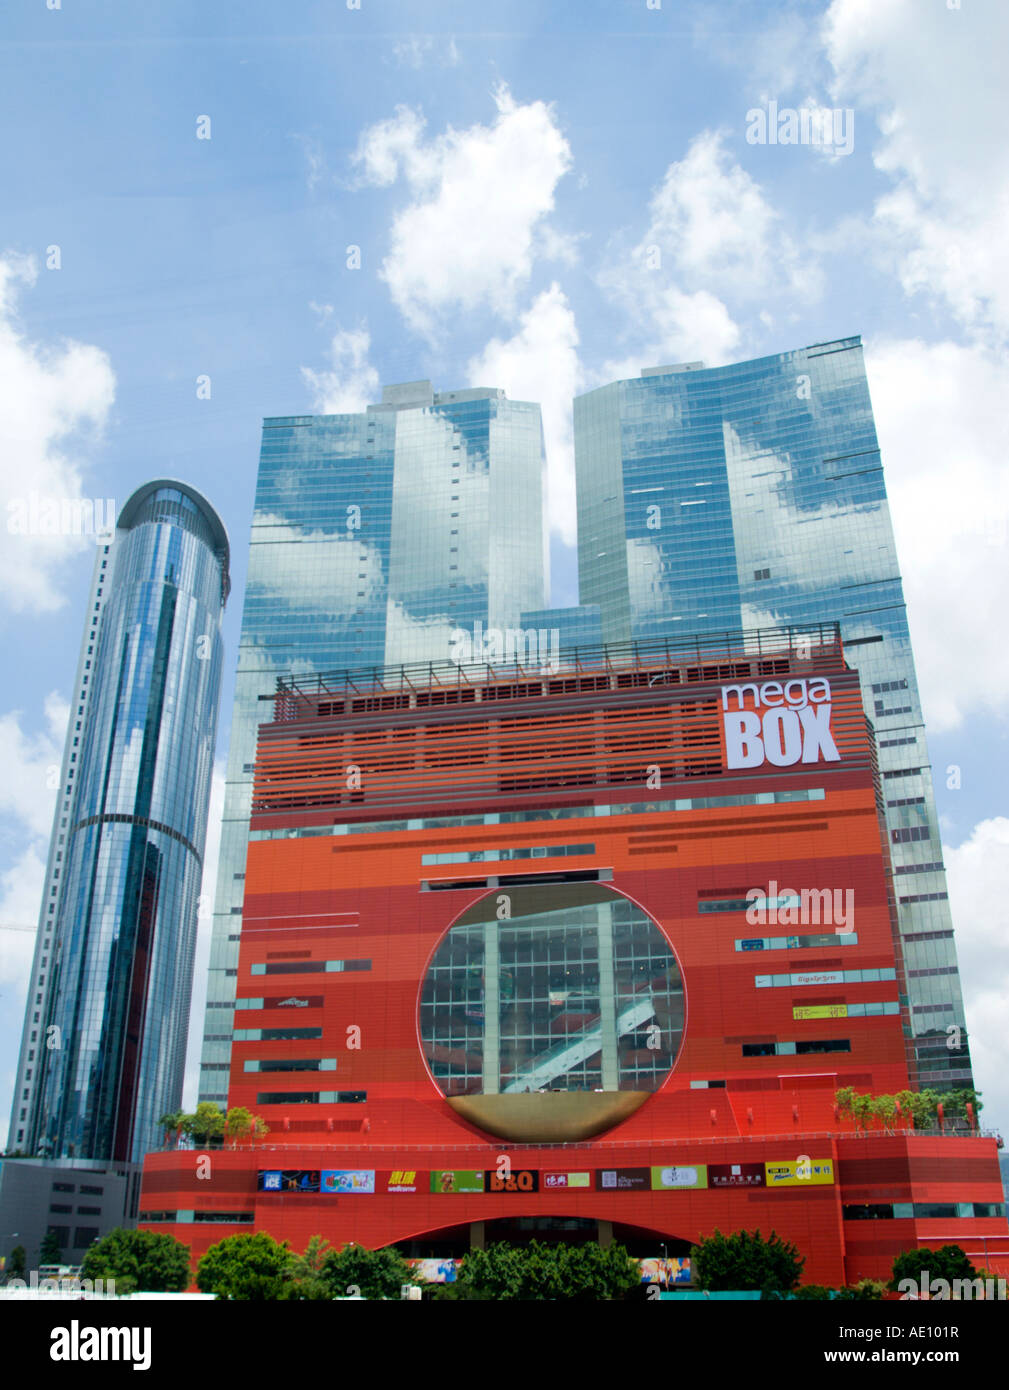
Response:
[708,1163,765,1189]
[651,1165,708,1190]
[257,1170,321,1193]
[595,1168,651,1191]
[765,1159,835,1186]
[486,1169,539,1193]
[430,1170,484,1194]
[321,1170,375,1194]
[543,1171,591,1190]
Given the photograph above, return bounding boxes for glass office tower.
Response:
[197,381,546,1102]
[12,483,228,1163]
[574,339,971,1089]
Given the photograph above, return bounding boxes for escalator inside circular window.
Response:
[420,883,684,1136]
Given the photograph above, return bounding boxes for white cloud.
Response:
[864,337,1009,733]
[642,131,821,304]
[598,130,822,377]
[467,284,581,545]
[0,692,67,1006]
[823,0,1009,344]
[301,324,380,414]
[352,85,573,336]
[0,255,116,613]
[0,844,47,995]
[598,286,742,385]
[0,692,68,839]
[944,817,1009,1135]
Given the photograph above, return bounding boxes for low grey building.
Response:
[0,1158,141,1273]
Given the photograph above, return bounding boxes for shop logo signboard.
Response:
[595,1168,651,1191]
[384,1171,423,1193]
[430,1170,484,1194]
[321,1170,375,1194]
[486,1169,539,1193]
[765,1159,835,1187]
[543,1172,591,1190]
[650,1165,708,1190]
[708,1162,765,1188]
[257,1170,321,1193]
[721,679,841,769]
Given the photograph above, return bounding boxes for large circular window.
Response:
[420,883,683,1137]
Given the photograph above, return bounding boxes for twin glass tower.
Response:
[7,339,971,1171]
[575,341,968,1089]
[199,342,970,1100]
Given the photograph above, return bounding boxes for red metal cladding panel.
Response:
[141,643,1007,1286]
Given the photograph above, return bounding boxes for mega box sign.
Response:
[721,678,841,770]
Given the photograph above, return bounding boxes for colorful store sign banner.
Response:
[321,1170,375,1194]
[793,1004,848,1020]
[257,1170,320,1193]
[595,1168,651,1191]
[407,1258,461,1284]
[708,1162,765,1189]
[639,1257,692,1288]
[384,1171,423,1193]
[650,1165,708,1190]
[765,1159,835,1186]
[486,1169,539,1193]
[430,1170,484,1194]
[543,1171,591,1190]
[721,678,840,770]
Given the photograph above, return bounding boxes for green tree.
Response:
[40,1229,63,1265]
[869,1093,898,1130]
[157,1111,187,1150]
[80,1228,191,1293]
[834,1278,886,1300]
[224,1106,252,1148]
[320,1242,415,1300]
[554,1242,640,1300]
[185,1101,225,1148]
[940,1088,983,1122]
[448,1240,639,1301]
[5,1245,27,1281]
[691,1229,804,1294]
[286,1235,332,1301]
[196,1232,292,1301]
[897,1089,941,1130]
[449,1243,531,1300]
[890,1245,976,1292]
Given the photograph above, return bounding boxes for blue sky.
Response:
[1,0,1007,1143]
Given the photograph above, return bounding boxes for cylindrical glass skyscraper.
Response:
[23,482,228,1164]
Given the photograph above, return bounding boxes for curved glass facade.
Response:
[421,884,684,1097]
[32,484,227,1162]
[198,383,546,1102]
[574,342,972,1087]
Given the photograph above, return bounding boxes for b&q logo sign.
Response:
[721,679,841,770]
[486,1169,539,1193]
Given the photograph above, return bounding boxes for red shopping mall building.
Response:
[140,627,1008,1285]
